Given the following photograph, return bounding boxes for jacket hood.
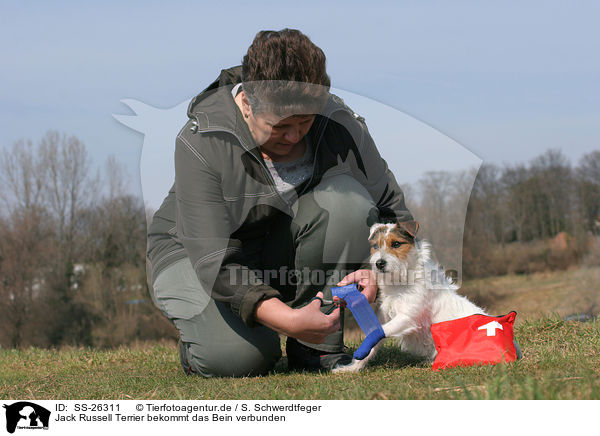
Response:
[187,66,243,118]
[185,66,245,139]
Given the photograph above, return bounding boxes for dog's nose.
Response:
[375,259,387,271]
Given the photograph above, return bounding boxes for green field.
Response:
[1,267,599,400]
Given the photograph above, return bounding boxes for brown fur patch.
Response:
[369,224,415,260]
[385,225,415,260]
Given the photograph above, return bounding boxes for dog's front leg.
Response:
[333,317,416,373]
[381,316,417,339]
[332,340,385,373]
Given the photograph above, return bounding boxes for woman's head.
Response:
[241,29,330,116]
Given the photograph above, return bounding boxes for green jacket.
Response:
[147,66,412,326]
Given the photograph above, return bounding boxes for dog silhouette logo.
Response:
[113,89,482,285]
[3,402,50,434]
[113,98,190,212]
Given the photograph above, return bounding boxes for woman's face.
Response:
[237,91,315,160]
[249,112,315,160]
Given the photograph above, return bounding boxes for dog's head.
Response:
[368,221,419,286]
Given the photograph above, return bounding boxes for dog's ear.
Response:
[397,220,419,238]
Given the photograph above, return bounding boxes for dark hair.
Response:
[241,29,331,115]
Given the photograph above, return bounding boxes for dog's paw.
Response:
[332,359,364,373]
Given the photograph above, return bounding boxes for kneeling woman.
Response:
[147,29,413,377]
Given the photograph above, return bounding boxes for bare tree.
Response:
[577,151,600,233]
[0,132,101,346]
[0,208,55,347]
[0,132,176,347]
[39,131,99,263]
[105,154,128,201]
[530,149,573,238]
[0,139,54,346]
[405,168,479,283]
[0,139,46,215]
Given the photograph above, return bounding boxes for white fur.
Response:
[333,228,486,373]
[368,222,396,240]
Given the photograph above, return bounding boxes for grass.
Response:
[1,266,599,400]
[1,316,598,400]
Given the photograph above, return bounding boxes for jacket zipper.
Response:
[297,107,344,197]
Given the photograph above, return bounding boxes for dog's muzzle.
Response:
[375,259,387,271]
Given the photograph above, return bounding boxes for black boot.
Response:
[286,337,352,372]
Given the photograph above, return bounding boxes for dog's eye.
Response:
[372,244,379,249]
[391,241,404,248]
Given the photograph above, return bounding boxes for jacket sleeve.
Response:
[328,107,413,225]
[174,133,282,327]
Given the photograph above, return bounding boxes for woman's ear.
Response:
[240,92,252,118]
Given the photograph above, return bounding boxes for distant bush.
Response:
[464,237,584,279]
[74,263,177,348]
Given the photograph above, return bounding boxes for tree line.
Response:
[0,131,175,348]
[405,149,600,279]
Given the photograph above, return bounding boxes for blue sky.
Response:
[1,1,599,207]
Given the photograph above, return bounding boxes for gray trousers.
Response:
[152,175,376,377]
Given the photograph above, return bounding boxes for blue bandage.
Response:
[331,284,385,360]
[354,329,386,360]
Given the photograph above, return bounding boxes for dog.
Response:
[333,220,487,373]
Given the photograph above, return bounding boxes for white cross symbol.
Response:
[477,321,503,336]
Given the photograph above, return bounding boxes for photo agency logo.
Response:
[2,402,50,434]
[226,265,459,289]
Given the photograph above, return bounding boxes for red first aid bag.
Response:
[430,311,518,371]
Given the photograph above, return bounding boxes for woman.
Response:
[147,29,412,377]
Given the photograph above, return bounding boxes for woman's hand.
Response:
[288,292,341,343]
[255,292,341,344]
[337,269,378,303]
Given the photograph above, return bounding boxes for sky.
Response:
[1,1,599,209]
